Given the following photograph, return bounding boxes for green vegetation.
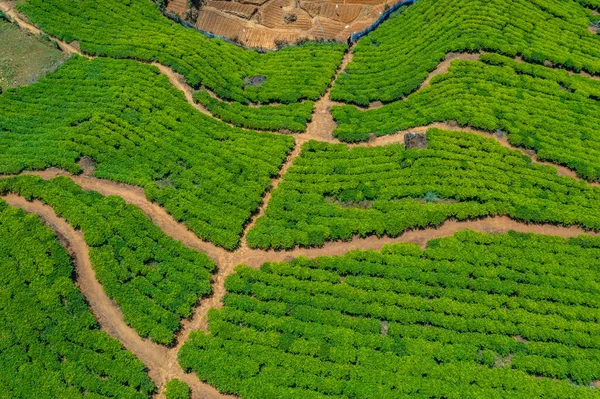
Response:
[18,0,346,104]
[0,200,154,398]
[0,56,294,249]
[193,91,313,132]
[332,54,600,180]
[248,129,600,250]
[0,18,65,88]
[180,230,600,398]
[331,0,600,105]
[0,175,215,345]
[164,379,191,399]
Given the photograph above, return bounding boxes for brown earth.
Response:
[166,0,399,48]
[302,48,353,142]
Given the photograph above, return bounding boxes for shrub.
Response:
[164,379,191,399]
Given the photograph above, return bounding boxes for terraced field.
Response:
[18,0,346,104]
[0,199,155,398]
[330,0,600,104]
[181,231,600,398]
[3,0,600,397]
[0,56,293,250]
[332,54,600,180]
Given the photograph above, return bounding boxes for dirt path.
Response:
[302,49,354,143]
[236,216,600,267]
[0,2,85,56]
[362,51,600,110]
[422,52,481,87]
[152,63,213,116]
[358,52,481,111]
[240,142,303,245]
[13,168,232,264]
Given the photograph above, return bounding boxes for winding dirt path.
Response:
[0,194,233,399]
[360,50,600,111]
[302,50,354,143]
[152,63,213,117]
[0,2,85,56]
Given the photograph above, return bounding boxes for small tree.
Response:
[155,0,166,12]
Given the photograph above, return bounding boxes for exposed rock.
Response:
[244,75,266,87]
[404,132,427,149]
[283,13,297,23]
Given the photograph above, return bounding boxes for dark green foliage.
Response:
[0,175,215,345]
[0,200,155,398]
[0,57,294,249]
[193,91,314,132]
[164,379,191,399]
[332,55,600,181]
[331,0,600,104]
[179,230,600,398]
[18,0,345,104]
[247,129,600,250]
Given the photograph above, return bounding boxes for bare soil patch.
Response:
[0,13,66,88]
[166,0,400,48]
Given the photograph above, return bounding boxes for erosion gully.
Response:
[2,3,600,398]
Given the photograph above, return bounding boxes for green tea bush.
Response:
[331,0,600,104]
[164,379,191,399]
[248,129,600,249]
[0,175,215,345]
[0,57,294,249]
[180,230,600,398]
[193,91,313,132]
[0,200,155,398]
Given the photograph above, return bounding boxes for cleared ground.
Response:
[166,0,399,48]
[0,17,66,88]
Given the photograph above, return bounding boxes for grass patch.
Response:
[0,19,66,88]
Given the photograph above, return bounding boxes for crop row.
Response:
[0,200,154,398]
[331,0,600,104]
[179,230,600,398]
[247,129,600,249]
[18,0,346,104]
[332,54,600,181]
[0,57,294,249]
[193,91,314,132]
[0,175,215,345]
